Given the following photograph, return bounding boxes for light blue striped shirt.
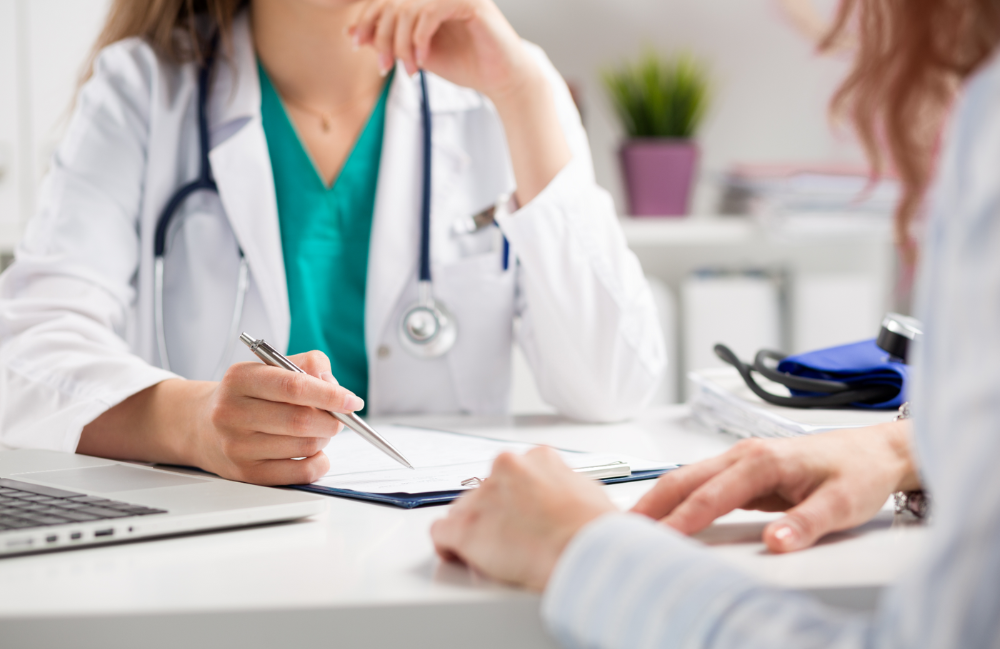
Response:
[542,48,1000,649]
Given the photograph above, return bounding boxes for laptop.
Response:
[0,449,326,557]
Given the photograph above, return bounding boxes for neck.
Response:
[251,0,383,109]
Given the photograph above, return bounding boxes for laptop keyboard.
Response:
[0,478,166,531]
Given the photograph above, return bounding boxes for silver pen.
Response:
[239,333,414,469]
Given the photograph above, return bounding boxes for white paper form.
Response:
[315,425,671,494]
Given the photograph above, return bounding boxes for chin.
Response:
[289,0,364,8]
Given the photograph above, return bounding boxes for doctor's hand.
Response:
[631,420,920,553]
[79,352,363,486]
[348,0,572,205]
[194,351,363,486]
[349,0,531,100]
[431,447,617,591]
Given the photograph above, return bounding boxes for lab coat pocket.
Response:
[433,251,516,413]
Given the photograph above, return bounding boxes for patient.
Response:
[431,0,1000,646]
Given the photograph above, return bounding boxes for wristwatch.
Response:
[892,402,930,519]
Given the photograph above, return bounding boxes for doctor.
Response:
[0,0,663,484]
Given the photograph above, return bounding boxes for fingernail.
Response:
[345,394,365,411]
[772,525,799,549]
[378,53,392,76]
[320,372,339,386]
[415,48,425,67]
[352,33,360,51]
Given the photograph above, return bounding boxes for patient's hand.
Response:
[631,420,920,553]
[431,447,616,591]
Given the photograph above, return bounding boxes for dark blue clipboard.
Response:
[289,468,675,509]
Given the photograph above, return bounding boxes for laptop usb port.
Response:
[45,535,58,543]
[94,529,114,538]
[70,532,82,540]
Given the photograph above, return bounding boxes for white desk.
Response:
[0,406,925,649]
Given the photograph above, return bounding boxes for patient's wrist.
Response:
[885,419,921,492]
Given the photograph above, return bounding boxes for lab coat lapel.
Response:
[207,12,290,351]
[366,66,479,361]
[366,66,422,360]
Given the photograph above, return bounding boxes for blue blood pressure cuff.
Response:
[776,339,908,409]
[714,338,908,410]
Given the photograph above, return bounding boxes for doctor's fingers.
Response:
[392,0,424,75]
[220,431,332,464]
[351,0,392,54]
[287,350,333,378]
[213,397,344,439]
[224,362,364,414]
[231,452,331,486]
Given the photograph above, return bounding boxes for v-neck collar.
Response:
[257,62,393,191]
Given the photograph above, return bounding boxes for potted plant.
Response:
[603,50,710,216]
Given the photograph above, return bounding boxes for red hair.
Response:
[823,0,1000,266]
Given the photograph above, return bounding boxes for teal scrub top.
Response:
[259,63,391,403]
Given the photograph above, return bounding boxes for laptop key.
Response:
[76,507,130,518]
[0,479,84,498]
[13,502,49,511]
[68,496,114,505]
[53,510,102,522]
[17,514,66,526]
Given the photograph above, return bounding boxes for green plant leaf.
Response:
[602,49,710,139]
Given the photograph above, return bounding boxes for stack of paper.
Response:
[689,367,896,438]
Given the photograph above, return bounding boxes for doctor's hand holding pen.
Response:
[431,420,922,590]
[78,352,359,486]
[348,0,572,204]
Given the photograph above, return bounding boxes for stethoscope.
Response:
[154,44,463,378]
[396,72,458,359]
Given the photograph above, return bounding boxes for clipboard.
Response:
[290,464,675,509]
[290,424,678,509]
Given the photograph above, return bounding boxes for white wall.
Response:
[0,0,22,233]
[0,0,109,244]
[2,0,867,232]
[496,0,864,214]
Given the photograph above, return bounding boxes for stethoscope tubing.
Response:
[418,70,433,284]
[153,35,249,379]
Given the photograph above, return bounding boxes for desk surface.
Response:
[0,406,924,649]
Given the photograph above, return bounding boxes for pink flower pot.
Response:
[620,139,698,216]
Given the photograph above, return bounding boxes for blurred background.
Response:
[0,0,896,409]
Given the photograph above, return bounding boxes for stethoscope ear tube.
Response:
[713,343,898,408]
[153,32,249,380]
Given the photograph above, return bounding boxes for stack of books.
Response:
[718,163,899,217]
[688,367,897,438]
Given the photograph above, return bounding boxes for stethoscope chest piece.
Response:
[399,281,457,358]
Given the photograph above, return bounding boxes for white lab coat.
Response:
[0,13,664,452]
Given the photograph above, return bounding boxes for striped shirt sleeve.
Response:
[542,513,867,649]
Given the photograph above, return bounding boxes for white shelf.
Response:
[620,213,892,248]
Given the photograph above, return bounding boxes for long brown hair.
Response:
[82,0,248,81]
[823,0,1000,266]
